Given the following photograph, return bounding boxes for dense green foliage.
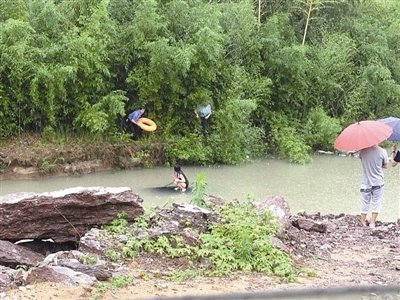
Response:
[105,200,295,280]
[1,0,400,163]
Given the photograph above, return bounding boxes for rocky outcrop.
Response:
[25,266,97,285]
[291,215,328,233]
[0,187,144,243]
[80,202,219,256]
[0,241,44,268]
[147,203,218,245]
[254,196,292,234]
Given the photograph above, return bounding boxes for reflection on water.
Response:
[1,155,399,221]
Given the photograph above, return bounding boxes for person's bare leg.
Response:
[370,212,378,227]
[176,182,185,190]
[360,213,367,226]
[174,182,180,191]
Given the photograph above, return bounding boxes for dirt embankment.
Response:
[0,134,165,180]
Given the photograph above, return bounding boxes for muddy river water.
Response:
[1,155,399,221]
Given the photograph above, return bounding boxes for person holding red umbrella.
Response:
[359,145,388,228]
[334,120,392,228]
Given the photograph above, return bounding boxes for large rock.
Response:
[0,266,19,287]
[24,266,97,285]
[0,187,144,243]
[291,215,328,233]
[253,196,292,233]
[0,240,44,268]
[41,250,112,281]
[148,203,217,245]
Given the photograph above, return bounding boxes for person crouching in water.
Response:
[172,165,189,192]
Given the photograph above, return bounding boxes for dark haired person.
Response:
[172,165,189,192]
[126,107,145,139]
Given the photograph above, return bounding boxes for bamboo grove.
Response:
[1,0,400,164]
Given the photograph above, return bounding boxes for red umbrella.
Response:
[334,120,393,151]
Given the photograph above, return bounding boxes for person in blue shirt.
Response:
[194,102,212,135]
[126,107,145,139]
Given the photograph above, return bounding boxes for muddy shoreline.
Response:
[0,134,165,181]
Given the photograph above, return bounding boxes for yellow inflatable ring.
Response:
[137,117,157,132]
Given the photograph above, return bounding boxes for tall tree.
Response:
[294,0,342,45]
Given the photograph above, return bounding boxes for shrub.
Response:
[41,126,56,143]
[163,133,211,165]
[303,107,341,151]
[208,97,265,164]
[268,112,311,164]
[104,201,295,281]
[198,201,294,279]
[191,172,207,207]
[37,158,57,174]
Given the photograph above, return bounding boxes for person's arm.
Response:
[391,145,398,167]
[204,105,212,119]
[131,111,140,124]
[391,149,397,167]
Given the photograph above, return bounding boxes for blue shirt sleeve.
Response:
[128,110,142,121]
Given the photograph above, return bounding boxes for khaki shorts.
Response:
[360,185,384,214]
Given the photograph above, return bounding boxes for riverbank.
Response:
[0,134,165,180]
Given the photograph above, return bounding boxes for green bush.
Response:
[73,91,128,135]
[268,112,311,164]
[163,133,211,165]
[303,107,341,151]
[199,201,294,279]
[41,126,56,143]
[37,158,57,174]
[105,201,295,281]
[208,97,265,164]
